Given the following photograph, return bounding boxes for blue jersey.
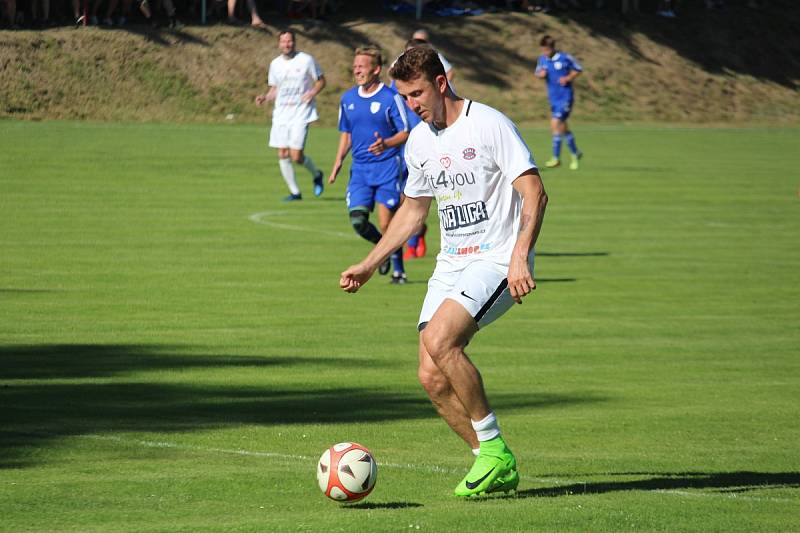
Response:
[535,51,582,104]
[389,79,423,130]
[338,83,410,165]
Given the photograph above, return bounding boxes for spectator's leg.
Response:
[246,0,265,27]
[226,0,237,21]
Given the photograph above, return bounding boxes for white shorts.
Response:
[269,121,309,150]
[417,254,535,331]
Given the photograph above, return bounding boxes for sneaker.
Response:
[403,246,417,260]
[569,151,582,170]
[378,257,391,276]
[390,272,408,284]
[454,440,518,497]
[312,171,324,197]
[282,193,302,202]
[415,234,427,258]
[544,158,561,168]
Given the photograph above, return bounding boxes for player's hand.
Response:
[340,263,375,293]
[535,70,547,79]
[301,90,315,104]
[254,94,266,106]
[368,132,386,156]
[558,76,569,86]
[328,162,341,184]
[507,256,536,304]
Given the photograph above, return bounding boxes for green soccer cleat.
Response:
[544,158,561,168]
[454,439,518,497]
[569,151,582,170]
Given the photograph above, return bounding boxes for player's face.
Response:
[541,45,555,58]
[352,55,381,88]
[395,74,446,125]
[278,33,295,56]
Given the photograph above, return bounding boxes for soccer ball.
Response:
[316,442,377,502]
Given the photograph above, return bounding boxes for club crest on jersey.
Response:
[440,156,452,168]
[370,102,381,114]
[462,147,476,160]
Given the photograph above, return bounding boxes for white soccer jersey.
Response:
[267,51,323,125]
[404,100,537,270]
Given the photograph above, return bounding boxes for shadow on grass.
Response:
[0,344,605,468]
[345,501,423,509]
[514,471,800,499]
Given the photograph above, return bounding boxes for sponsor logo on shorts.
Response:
[462,147,476,160]
[440,201,489,230]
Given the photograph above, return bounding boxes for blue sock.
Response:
[552,134,562,159]
[565,132,579,155]
[408,235,419,247]
[391,249,404,274]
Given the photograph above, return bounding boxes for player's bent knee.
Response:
[421,326,454,363]
[349,209,371,237]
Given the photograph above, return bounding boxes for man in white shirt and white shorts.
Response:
[339,46,548,498]
[255,29,326,201]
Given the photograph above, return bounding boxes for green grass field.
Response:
[1,120,799,531]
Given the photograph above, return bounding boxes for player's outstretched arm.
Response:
[340,196,432,293]
[508,169,548,304]
[328,132,352,185]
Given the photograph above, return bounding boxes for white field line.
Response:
[248,211,354,240]
[76,434,797,504]
[79,434,461,474]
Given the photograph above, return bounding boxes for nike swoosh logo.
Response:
[420,160,429,168]
[465,467,495,490]
[460,290,476,302]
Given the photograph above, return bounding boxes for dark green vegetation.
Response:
[2,6,799,125]
[1,121,799,531]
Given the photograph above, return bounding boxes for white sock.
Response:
[472,448,480,456]
[301,155,320,177]
[471,411,501,442]
[278,158,300,195]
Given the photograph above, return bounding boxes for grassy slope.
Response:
[1,6,799,125]
[0,121,799,531]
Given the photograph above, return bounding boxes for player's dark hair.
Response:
[540,35,556,48]
[278,29,296,40]
[355,45,383,68]
[389,46,445,84]
[405,37,428,50]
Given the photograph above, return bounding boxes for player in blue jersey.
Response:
[535,35,584,170]
[328,46,411,284]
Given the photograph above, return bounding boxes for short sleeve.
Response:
[390,93,410,133]
[338,100,351,133]
[403,137,433,198]
[485,112,537,184]
[267,61,276,87]
[565,53,582,72]
[534,55,547,75]
[310,55,324,79]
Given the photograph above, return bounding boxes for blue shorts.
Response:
[347,156,403,211]
[550,100,573,121]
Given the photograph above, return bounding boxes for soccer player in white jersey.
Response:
[339,47,548,497]
[255,29,326,202]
